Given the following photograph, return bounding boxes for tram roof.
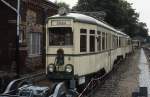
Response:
[50,13,129,37]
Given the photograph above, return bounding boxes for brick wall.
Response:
[0,0,58,74]
[19,0,58,73]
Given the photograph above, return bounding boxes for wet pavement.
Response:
[92,48,150,97]
[93,49,140,97]
[92,49,150,97]
[138,48,150,96]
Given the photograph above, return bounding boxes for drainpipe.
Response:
[16,0,20,78]
[1,0,21,77]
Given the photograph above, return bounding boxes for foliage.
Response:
[72,0,148,37]
[55,2,70,12]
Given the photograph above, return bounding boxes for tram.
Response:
[45,11,132,89]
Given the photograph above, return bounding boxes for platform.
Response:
[138,48,150,97]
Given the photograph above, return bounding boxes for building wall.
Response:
[19,0,58,73]
[0,0,58,74]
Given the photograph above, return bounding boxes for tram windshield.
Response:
[49,27,73,46]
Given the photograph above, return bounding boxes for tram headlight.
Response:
[48,64,55,72]
[65,64,73,73]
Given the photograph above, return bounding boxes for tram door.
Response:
[0,2,16,70]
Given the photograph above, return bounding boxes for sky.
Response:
[126,0,150,35]
[49,0,150,35]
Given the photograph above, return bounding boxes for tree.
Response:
[55,2,70,12]
[72,0,148,38]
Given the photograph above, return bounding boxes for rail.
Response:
[2,72,45,94]
[0,94,26,97]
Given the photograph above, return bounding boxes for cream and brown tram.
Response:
[46,12,132,89]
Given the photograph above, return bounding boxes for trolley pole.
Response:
[16,0,20,78]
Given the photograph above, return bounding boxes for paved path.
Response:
[93,49,140,97]
[138,48,150,97]
[88,49,150,97]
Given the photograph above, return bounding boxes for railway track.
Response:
[0,71,78,97]
[0,72,46,94]
[2,71,46,94]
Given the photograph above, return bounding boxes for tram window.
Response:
[90,36,95,52]
[115,36,117,48]
[80,29,87,34]
[106,33,108,50]
[112,35,115,49]
[80,29,87,52]
[90,30,95,34]
[108,34,111,49]
[128,40,131,45]
[119,37,121,47]
[117,37,118,47]
[49,27,73,46]
[90,30,95,52]
[102,32,105,50]
[121,38,123,47]
[97,31,101,51]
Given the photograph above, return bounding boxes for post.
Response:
[16,0,20,78]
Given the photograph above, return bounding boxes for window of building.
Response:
[29,32,41,56]
[80,29,87,52]
[90,30,95,52]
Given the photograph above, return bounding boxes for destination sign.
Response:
[51,20,71,26]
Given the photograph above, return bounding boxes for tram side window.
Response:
[49,27,73,46]
[121,37,123,47]
[128,40,131,45]
[108,34,111,50]
[112,35,115,49]
[102,32,105,50]
[115,36,117,48]
[119,37,121,47]
[90,30,95,52]
[117,37,118,48]
[80,29,87,52]
[106,33,107,50]
[97,31,101,51]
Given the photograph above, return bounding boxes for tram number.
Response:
[51,20,71,26]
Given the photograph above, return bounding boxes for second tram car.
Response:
[46,12,132,90]
[132,40,141,49]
